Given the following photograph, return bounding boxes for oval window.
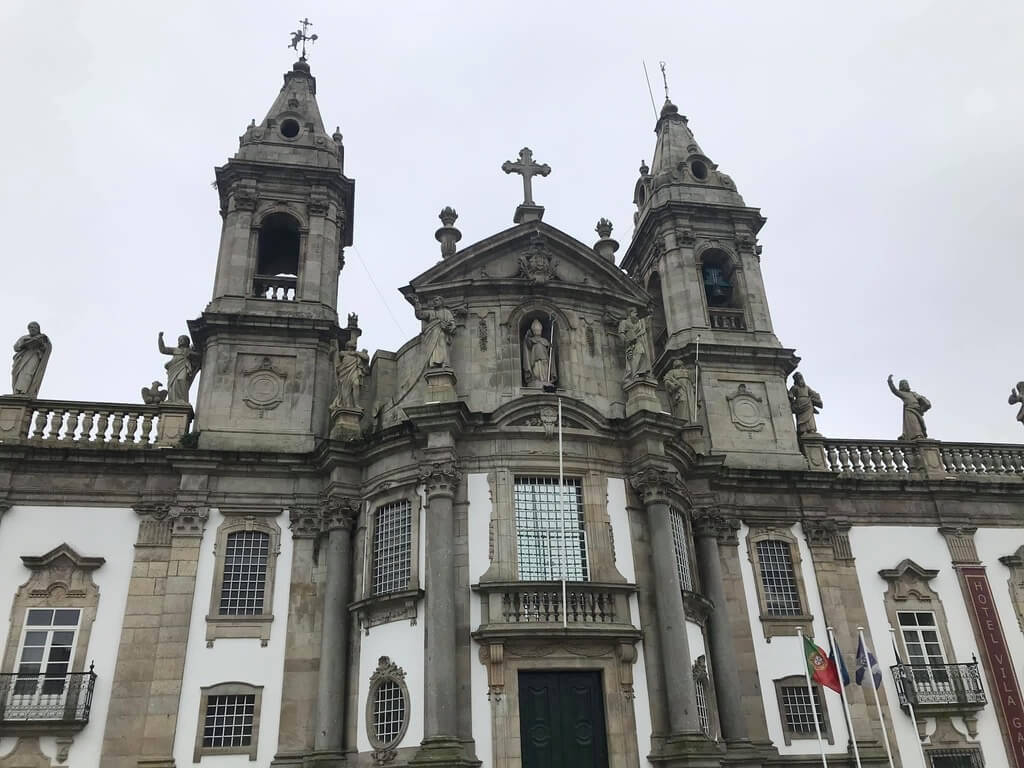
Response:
[367,656,410,751]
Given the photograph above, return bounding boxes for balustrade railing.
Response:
[819,438,1024,479]
[253,274,297,301]
[474,581,637,633]
[0,398,192,448]
[822,440,920,474]
[0,669,96,726]
[890,662,986,709]
[938,443,1024,475]
[708,307,747,331]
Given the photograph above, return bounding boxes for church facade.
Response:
[1,50,1023,768]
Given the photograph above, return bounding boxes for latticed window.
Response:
[669,507,694,592]
[372,500,413,595]
[756,539,802,615]
[373,679,407,746]
[780,685,826,737]
[202,693,255,748]
[514,476,588,581]
[695,677,710,735]
[929,749,984,768]
[219,531,270,615]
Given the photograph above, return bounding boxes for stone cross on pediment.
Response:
[502,148,550,223]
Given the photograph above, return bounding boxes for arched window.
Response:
[366,656,410,755]
[701,250,746,330]
[254,213,300,300]
[647,272,668,358]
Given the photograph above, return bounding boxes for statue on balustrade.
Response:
[887,374,930,440]
[331,338,370,412]
[522,317,557,389]
[788,372,823,436]
[10,321,52,397]
[413,296,457,369]
[618,309,652,380]
[158,332,202,405]
[1009,382,1024,427]
[662,359,692,421]
[141,381,169,405]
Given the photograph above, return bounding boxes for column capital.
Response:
[802,517,853,561]
[322,496,360,532]
[939,524,980,565]
[133,500,172,521]
[289,506,323,539]
[691,507,740,545]
[628,467,682,505]
[419,460,462,501]
[169,505,209,536]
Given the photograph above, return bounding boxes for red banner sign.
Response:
[961,567,1024,768]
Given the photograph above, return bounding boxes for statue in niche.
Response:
[788,372,823,436]
[1009,382,1024,427]
[141,381,169,405]
[887,374,931,440]
[662,359,692,421]
[158,332,202,404]
[618,309,652,380]
[10,321,52,397]
[413,296,457,369]
[522,317,557,389]
[331,337,370,412]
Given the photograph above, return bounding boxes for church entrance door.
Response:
[518,670,609,768]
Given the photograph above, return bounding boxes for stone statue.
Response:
[1009,382,1024,427]
[158,332,202,405]
[10,322,52,397]
[662,359,692,421]
[618,309,652,380]
[887,374,931,441]
[413,296,456,369]
[141,381,168,405]
[788,372,823,436]
[331,338,370,412]
[522,318,556,388]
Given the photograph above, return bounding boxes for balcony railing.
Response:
[890,662,986,710]
[816,438,1024,480]
[0,670,97,729]
[473,581,639,639]
[708,307,747,331]
[253,274,297,301]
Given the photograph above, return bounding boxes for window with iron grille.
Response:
[218,531,270,615]
[372,500,413,595]
[202,694,255,748]
[373,680,407,746]
[928,749,984,768]
[514,476,588,581]
[695,676,710,736]
[756,539,802,615]
[779,684,829,741]
[669,507,694,592]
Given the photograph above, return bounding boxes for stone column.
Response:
[412,461,472,767]
[314,499,357,760]
[692,509,748,744]
[629,469,700,735]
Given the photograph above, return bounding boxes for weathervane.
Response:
[289,18,318,61]
[659,61,670,102]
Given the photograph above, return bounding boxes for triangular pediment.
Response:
[403,221,651,306]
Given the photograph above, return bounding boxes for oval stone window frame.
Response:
[366,655,411,753]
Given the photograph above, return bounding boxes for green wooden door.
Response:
[519,671,609,768]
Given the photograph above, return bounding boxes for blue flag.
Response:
[855,636,883,688]
[828,634,851,687]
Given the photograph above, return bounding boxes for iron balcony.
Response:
[0,669,97,732]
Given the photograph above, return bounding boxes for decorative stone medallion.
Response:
[726,383,766,432]
[240,357,288,417]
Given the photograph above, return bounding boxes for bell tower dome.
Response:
[189,53,355,452]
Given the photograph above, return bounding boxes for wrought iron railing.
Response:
[890,662,986,709]
[0,670,96,727]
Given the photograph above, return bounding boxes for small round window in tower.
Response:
[690,160,708,180]
[280,118,301,139]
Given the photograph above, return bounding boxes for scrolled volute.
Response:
[418,460,462,500]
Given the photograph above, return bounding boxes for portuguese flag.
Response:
[803,635,842,693]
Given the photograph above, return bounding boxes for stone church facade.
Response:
[0,53,1023,768]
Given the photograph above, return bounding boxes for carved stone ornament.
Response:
[628,468,682,505]
[879,559,940,603]
[241,357,288,417]
[478,316,488,351]
[322,496,360,531]
[231,179,259,211]
[134,501,173,546]
[370,655,407,686]
[419,461,461,500]
[726,383,766,432]
[169,505,209,536]
[288,506,322,539]
[516,237,559,284]
[479,642,505,701]
[999,545,1024,634]
[938,525,980,565]
[691,507,740,546]
[802,519,853,561]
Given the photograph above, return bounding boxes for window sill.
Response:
[350,588,424,635]
[205,613,274,647]
[759,612,813,642]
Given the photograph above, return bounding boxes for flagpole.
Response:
[558,397,567,629]
[890,625,929,768]
[796,626,829,768]
[692,334,701,422]
[858,627,895,768]
[828,626,862,768]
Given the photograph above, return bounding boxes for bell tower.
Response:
[621,96,805,470]
[189,52,354,452]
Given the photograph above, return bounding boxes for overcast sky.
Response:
[2,1,1022,444]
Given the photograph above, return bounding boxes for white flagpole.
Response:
[558,397,567,629]
[693,334,701,422]
[796,626,829,768]
[858,627,895,768]
[828,626,862,768]
[889,625,929,768]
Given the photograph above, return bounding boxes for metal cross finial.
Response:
[289,18,319,61]
[501,148,551,207]
[659,61,670,101]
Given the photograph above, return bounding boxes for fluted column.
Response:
[315,498,357,756]
[629,469,700,735]
[692,508,747,743]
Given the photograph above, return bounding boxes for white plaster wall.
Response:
[467,472,493,766]
[851,525,1024,768]
[0,505,136,767]
[737,522,848,755]
[171,507,293,766]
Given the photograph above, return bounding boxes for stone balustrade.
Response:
[811,437,1024,479]
[253,274,297,301]
[0,397,192,448]
[708,307,747,331]
[473,581,639,639]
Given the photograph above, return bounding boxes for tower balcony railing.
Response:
[708,307,747,330]
[0,669,97,731]
[253,274,297,301]
[890,662,986,712]
[808,437,1024,480]
[0,397,192,448]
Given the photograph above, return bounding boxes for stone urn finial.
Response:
[593,218,619,262]
[435,206,462,260]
